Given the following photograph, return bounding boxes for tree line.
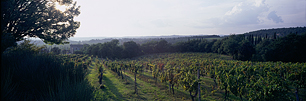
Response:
[244,27,306,37]
[79,31,306,62]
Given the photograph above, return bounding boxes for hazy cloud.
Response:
[267,11,284,23]
[219,0,269,26]
[150,19,171,28]
[73,0,306,37]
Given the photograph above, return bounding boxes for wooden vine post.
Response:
[135,66,137,94]
[98,61,105,89]
[198,68,201,101]
[130,61,142,95]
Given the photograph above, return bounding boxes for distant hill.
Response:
[26,35,222,49]
[243,27,306,37]
[25,27,306,47]
[69,35,222,45]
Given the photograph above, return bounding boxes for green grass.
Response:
[88,60,193,101]
[86,53,248,101]
[88,62,128,101]
[140,70,244,101]
[121,70,184,101]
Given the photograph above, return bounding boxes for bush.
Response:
[74,50,84,54]
[1,41,94,101]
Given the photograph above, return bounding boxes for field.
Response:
[2,49,304,101]
[87,53,232,101]
[87,53,306,101]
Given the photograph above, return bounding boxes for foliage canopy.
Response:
[1,0,80,52]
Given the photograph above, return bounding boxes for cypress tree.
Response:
[273,32,277,40]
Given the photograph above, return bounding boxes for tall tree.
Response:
[237,39,255,61]
[122,41,140,58]
[140,41,158,54]
[51,47,61,54]
[156,39,170,53]
[1,0,80,52]
[211,39,223,54]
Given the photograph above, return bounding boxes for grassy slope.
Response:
[87,60,190,101]
[87,53,245,101]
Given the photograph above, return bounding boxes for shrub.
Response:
[1,41,94,101]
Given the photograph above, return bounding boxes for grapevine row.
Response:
[102,53,305,101]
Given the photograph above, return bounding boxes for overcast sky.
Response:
[70,0,306,37]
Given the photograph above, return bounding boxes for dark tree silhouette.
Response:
[122,41,140,58]
[1,0,80,52]
[237,39,255,61]
[51,47,61,54]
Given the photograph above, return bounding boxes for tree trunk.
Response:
[99,68,105,89]
[169,82,171,93]
[124,68,127,82]
[155,66,157,85]
[295,87,299,101]
[172,84,175,94]
[213,76,217,88]
[99,68,103,84]
[198,69,201,101]
[121,67,124,79]
[101,72,103,84]
[224,85,228,101]
[239,94,243,101]
[134,71,137,94]
[99,75,102,84]
[212,63,218,88]
[189,90,198,101]
[155,76,157,85]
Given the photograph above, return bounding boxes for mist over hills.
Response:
[28,27,306,46]
[28,35,222,46]
[68,35,218,41]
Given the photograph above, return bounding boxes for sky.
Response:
[62,0,306,37]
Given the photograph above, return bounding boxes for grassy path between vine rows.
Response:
[87,61,123,101]
[139,70,243,101]
[87,60,243,101]
[124,70,192,100]
[121,70,190,101]
[87,61,191,101]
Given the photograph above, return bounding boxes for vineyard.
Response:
[2,49,305,100]
[2,0,306,100]
[94,53,305,101]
